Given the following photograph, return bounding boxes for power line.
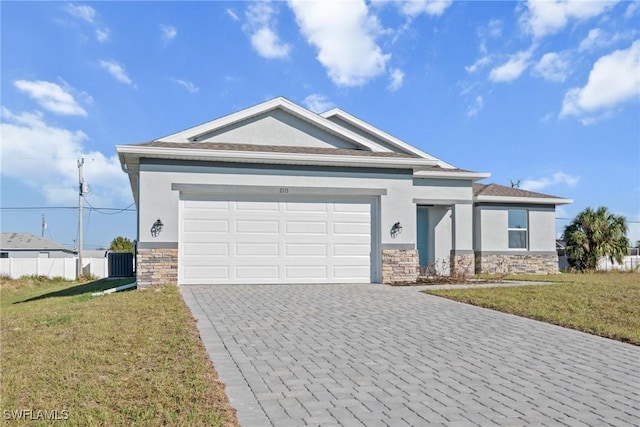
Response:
[83,199,136,215]
[1,206,135,212]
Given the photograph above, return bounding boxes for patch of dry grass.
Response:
[425,272,640,345]
[0,277,238,426]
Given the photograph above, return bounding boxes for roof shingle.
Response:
[136,141,419,158]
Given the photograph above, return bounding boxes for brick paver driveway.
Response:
[181,284,640,427]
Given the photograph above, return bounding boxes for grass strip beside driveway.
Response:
[424,273,640,345]
[1,277,238,426]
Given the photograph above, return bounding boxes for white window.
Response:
[508,210,528,249]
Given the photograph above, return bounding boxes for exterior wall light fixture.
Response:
[151,219,164,237]
[391,221,403,238]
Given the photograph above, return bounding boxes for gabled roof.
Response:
[156,97,391,153]
[321,108,455,168]
[117,97,490,205]
[473,183,573,205]
[1,232,76,252]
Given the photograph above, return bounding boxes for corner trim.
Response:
[381,243,415,250]
[138,242,179,249]
[451,250,474,255]
[413,199,472,205]
[172,183,387,197]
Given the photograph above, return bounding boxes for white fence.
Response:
[0,257,108,280]
[597,255,640,271]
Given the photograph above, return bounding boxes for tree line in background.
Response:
[562,206,630,271]
[109,236,135,254]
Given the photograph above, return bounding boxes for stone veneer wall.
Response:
[382,249,419,284]
[450,253,475,277]
[137,248,178,288]
[475,253,559,275]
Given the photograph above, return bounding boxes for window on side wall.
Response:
[508,209,528,249]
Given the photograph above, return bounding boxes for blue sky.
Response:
[1,0,639,250]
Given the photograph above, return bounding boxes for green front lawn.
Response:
[1,276,238,426]
[425,272,640,345]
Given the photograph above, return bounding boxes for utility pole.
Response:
[77,158,85,279]
[41,214,46,238]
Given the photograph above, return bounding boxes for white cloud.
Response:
[397,0,453,18]
[95,28,110,42]
[65,3,96,23]
[288,0,390,86]
[467,95,484,117]
[64,3,110,43]
[14,80,87,116]
[489,50,532,82]
[487,19,503,38]
[251,27,291,59]
[302,94,334,113]
[465,55,492,73]
[172,78,199,93]
[521,172,579,192]
[99,60,134,85]
[579,28,637,52]
[387,68,404,91]
[533,51,571,82]
[244,2,290,59]
[561,40,640,121]
[520,0,618,39]
[0,107,129,205]
[625,2,639,19]
[226,8,239,21]
[160,24,177,43]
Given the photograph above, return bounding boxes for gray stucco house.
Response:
[117,97,571,287]
[0,232,77,258]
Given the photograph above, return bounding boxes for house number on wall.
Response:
[279,187,289,193]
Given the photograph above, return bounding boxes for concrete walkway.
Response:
[181,284,640,427]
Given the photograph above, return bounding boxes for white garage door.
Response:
[179,195,373,284]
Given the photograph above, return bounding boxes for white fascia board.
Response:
[474,195,573,205]
[116,145,438,169]
[321,108,456,168]
[155,97,390,153]
[414,170,491,181]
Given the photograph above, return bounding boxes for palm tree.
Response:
[562,206,629,271]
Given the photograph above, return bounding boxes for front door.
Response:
[417,206,429,269]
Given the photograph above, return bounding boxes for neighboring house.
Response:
[117,97,572,287]
[0,232,76,258]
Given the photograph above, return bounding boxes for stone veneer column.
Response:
[450,252,475,277]
[382,249,419,284]
[136,248,178,288]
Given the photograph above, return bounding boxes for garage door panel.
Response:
[184,219,228,233]
[284,202,328,213]
[235,243,279,256]
[235,201,279,211]
[333,202,370,212]
[334,222,370,235]
[286,265,327,279]
[183,242,229,256]
[236,265,279,279]
[180,196,374,285]
[334,244,370,256]
[334,265,370,279]
[187,266,229,280]
[236,220,279,234]
[183,199,229,210]
[285,221,327,234]
[285,243,327,256]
